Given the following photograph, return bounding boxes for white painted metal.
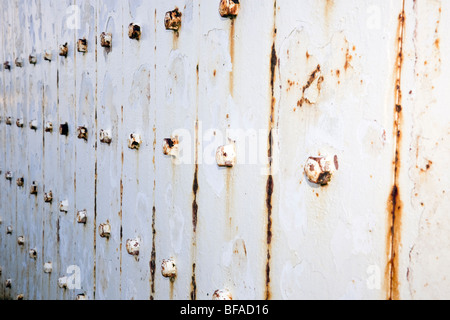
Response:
[0,0,449,300]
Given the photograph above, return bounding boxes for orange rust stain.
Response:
[344,48,353,71]
[386,4,405,301]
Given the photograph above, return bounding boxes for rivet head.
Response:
[29,248,37,259]
[29,119,38,130]
[16,118,24,128]
[43,262,53,273]
[15,57,23,68]
[161,259,177,279]
[99,129,112,144]
[5,279,12,288]
[44,191,53,203]
[76,126,88,141]
[59,200,69,213]
[219,0,240,18]
[6,225,13,234]
[59,122,69,136]
[162,137,179,156]
[126,237,140,256]
[304,155,338,186]
[212,289,232,300]
[30,181,38,195]
[59,43,68,57]
[164,8,182,31]
[128,23,141,40]
[77,210,87,224]
[100,32,112,48]
[5,117,12,125]
[16,294,24,300]
[76,293,87,300]
[216,143,236,167]
[5,171,13,180]
[3,61,11,70]
[99,222,111,238]
[43,50,52,61]
[29,54,37,65]
[17,236,25,245]
[128,133,142,150]
[45,121,53,132]
[77,38,88,53]
[16,177,24,187]
[58,276,68,289]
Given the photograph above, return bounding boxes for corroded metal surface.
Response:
[0,0,449,300]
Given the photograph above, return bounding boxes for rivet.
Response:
[5,171,13,180]
[161,259,177,279]
[100,32,112,48]
[44,191,53,203]
[76,126,88,141]
[219,0,240,18]
[128,23,141,40]
[29,119,38,130]
[16,294,24,300]
[59,43,68,57]
[99,222,111,238]
[5,116,12,125]
[16,177,24,187]
[59,200,69,213]
[15,57,23,68]
[76,210,87,224]
[30,181,38,195]
[29,54,37,65]
[76,293,87,300]
[164,8,182,31]
[128,133,142,150]
[45,121,53,132]
[126,237,140,256]
[5,279,12,288]
[162,137,179,157]
[212,289,233,300]
[43,262,53,273]
[43,50,52,61]
[17,236,25,246]
[216,143,236,167]
[59,122,69,136]
[3,61,10,70]
[29,248,37,259]
[58,276,68,289]
[16,118,24,128]
[6,225,13,234]
[99,129,112,144]
[304,155,338,186]
[77,38,88,53]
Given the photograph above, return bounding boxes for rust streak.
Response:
[149,206,156,299]
[386,2,405,301]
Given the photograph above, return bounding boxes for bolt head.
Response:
[128,133,142,150]
[76,293,87,300]
[219,0,240,18]
[162,137,179,156]
[58,276,68,289]
[164,8,182,31]
[76,126,88,141]
[16,177,24,187]
[43,50,52,61]
[126,238,140,256]
[44,191,53,203]
[304,155,338,186]
[29,119,38,130]
[161,259,177,278]
[99,129,112,144]
[77,210,87,224]
[29,55,37,65]
[16,294,24,300]
[16,118,24,127]
[6,225,13,234]
[100,32,112,48]
[5,279,12,288]
[43,262,53,273]
[30,182,38,195]
[77,38,88,53]
[216,143,236,167]
[17,236,25,245]
[212,289,232,300]
[15,57,23,67]
[5,171,13,180]
[99,223,111,238]
[59,123,69,136]
[59,43,68,57]
[59,200,69,213]
[29,248,37,259]
[5,117,12,125]
[128,23,141,40]
[45,121,53,132]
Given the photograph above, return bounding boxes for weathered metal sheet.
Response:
[1,0,450,300]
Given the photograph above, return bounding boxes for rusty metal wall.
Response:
[0,0,449,300]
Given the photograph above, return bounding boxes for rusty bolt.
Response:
[17,236,25,246]
[128,133,142,150]
[162,137,179,157]
[44,191,53,203]
[59,122,69,136]
[216,143,236,167]
[16,118,24,128]
[219,0,240,18]
[304,155,338,186]
[77,38,88,53]
[59,43,68,57]
[16,177,24,187]
[59,200,69,213]
[99,222,111,238]
[6,225,13,234]
[161,259,177,279]
[30,181,38,195]
[3,61,10,70]
[15,57,23,68]
[126,237,140,256]
[164,8,182,31]
[5,279,12,288]
[17,294,24,300]
[29,119,38,130]
[43,50,52,62]
[100,32,112,48]
[29,248,37,259]
[99,129,112,144]
[29,54,37,65]
[77,126,88,141]
[76,293,87,300]
[5,171,13,180]
[128,23,141,40]
[45,121,53,132]
[58,276,68,289]
[212,289,233,300]
[77,209,87,224]
[43,262,53,273]
[5,116,12,125]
